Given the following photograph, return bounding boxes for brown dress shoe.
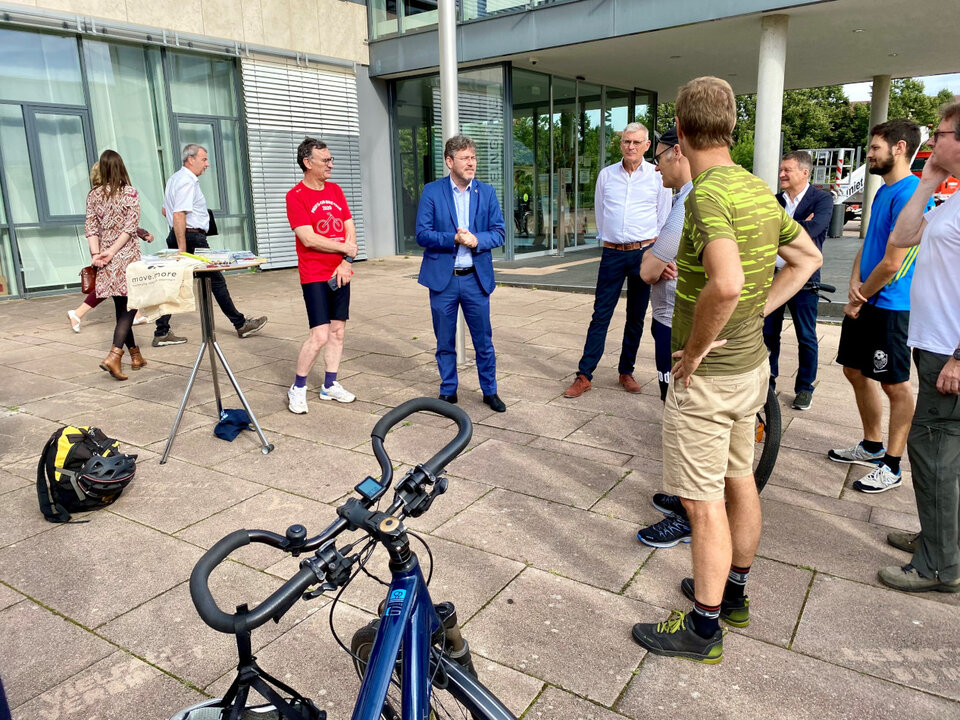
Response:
[619,373,642,393]
[99,347,128,381]
[563,374,591,398]
[128,346,147,370]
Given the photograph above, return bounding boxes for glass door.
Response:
[511,69,550,255]
[577,81,602,247]
[175,118,223,211]
[552,77,577,254]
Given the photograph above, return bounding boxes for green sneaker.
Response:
[631,610,724,664]
[680,577,750,627]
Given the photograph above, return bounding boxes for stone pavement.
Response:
[0,257,957,720]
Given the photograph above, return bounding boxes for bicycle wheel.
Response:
[350,619,515,720]
[753,385,781,493]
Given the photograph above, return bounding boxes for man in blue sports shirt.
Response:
[829,119,930,493]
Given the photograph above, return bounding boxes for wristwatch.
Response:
[953,347,960,362]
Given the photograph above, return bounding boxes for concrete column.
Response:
[437,0,466,364]
[753,14,789,191]
[859,74,891,239]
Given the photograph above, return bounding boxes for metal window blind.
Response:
[241,58,365,269]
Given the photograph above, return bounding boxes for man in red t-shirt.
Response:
[284,137,358,413]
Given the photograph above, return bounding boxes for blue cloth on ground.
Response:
[214,409,252,441]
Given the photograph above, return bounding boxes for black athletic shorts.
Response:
[836,302,910,383]
[301,280,350,328]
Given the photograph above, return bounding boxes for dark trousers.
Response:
[651,317,672,402]
[155,230,244,336]
[429,272,497,396]
[908,348,960,583]
[577,246,651,380]
[763,288,819,393]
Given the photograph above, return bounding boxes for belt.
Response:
[185,227,207,235]
[603,239,655,251]
[453,266,475,276]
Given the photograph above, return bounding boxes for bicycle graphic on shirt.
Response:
[316,214,344,238]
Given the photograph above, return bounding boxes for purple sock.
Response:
[294,375,307,388]
[324,371,337,389]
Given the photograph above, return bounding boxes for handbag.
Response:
[80,265,97,294]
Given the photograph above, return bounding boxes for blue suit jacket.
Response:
[777,184,833,282]
[415,177,505,295]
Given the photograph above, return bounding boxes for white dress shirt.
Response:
[594,159,672,244]
[783,183,810,219]
[451,177,473,269]
[163,166,209,231]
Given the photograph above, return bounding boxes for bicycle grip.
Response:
[190,529,251,633]
[372,397,473,473]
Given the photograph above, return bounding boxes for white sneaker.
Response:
[287,384,308,414]
[828,442,885,467]
[853,463,902,493]
[319,380,355,403]
[133,315,149,325]
[68,310,81,333]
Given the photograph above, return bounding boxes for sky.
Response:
[843,73,960,101]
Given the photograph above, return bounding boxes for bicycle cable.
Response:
[327,537,378,660]
[407,530,434,586]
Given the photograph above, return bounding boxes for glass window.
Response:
[552,77,577,251]
[370,0,399,38]
[0,104,39,224]
[604,87,631,167]
[16,224,88,291]
[512,69,550,255]
[167,53,237,118]
[84,40,168,240]
[634,89,656,160]
[221,120,247,215]
[578,82,602,245]
[177,121,221,211]
[0,229,18,296]
[0,29,84,105]
[34,112,91,217]
[403,0,438,31]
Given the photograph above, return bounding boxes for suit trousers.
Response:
[154,230,245,336]
[577,246,650,380]
[763,288,819,394]
[429,272,496,396]
[908,348,960,583]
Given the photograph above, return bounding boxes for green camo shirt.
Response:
[671,164,802,375]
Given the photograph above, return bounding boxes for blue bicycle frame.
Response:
[351,555,515,720]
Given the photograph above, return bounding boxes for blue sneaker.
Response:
[652,492,686,518]
[637,515,692,548]
[828,441,885,467]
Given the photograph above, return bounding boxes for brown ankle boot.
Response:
[99,347,128,381]
[128,346,147,370]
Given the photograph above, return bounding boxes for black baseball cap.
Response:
[658,125,679,147]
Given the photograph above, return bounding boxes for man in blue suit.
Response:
[416,135,507,412]
[763,150,835,410]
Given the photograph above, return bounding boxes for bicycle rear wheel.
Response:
[753,385,781,493]
[350,619,515,720]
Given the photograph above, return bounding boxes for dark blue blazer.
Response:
[415,177,505,295]
[776,184,833,282]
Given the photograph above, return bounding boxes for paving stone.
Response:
[12,650,205,718]
[108,458,264,533]
[0,342,55,365]
[212,436,376,503]
[793,574,960,701]
[326,371,411,402]
[99,561,322,688]
[550,384,665,423]
[435,489,650,592]
[760,484,872,521]
[758,497,907,587]
[765,446,850,498]
[527,686,633,720]
[337,352,425,378]
[258,401,375,450]
[616,630,960,720]
[62,399,209,449]
[403,475,492,534]
[528,435,632,467]
[781,416,863,456]
[466,567,650,706]
[494,351,573,380]
[352,417,486,467]
[842,467,919,516]
[870,506,921,533]
[16,387,135,424]
[10,352,108,381]
[0,583,22,611]
[0,599,116,707]
[591,471,673,526]
[625,548,812,649]
[0,486,58,547]
[449,439,624,509]
[0,512,202,628]
[0,411,63,463]
[478,399,597,440]
[494,373,567,404]
[566,414,663,459]
[145,423,271,466]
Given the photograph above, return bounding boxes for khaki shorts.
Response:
[661,362,770,502]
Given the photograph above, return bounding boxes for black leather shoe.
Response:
[482,393,507,412]
[438,393,458,404]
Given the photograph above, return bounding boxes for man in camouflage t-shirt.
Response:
[631,77,823,664]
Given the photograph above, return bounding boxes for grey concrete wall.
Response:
[356,65,398,259]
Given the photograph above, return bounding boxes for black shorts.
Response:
[836,303,910,383]
[301,280,350,328]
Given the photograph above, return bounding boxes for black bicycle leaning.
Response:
[173,397,516,720]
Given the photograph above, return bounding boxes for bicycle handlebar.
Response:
[189,397,473,635]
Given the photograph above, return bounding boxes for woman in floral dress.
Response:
[85,150,146,380]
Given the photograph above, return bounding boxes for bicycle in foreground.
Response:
[173,397,516,720]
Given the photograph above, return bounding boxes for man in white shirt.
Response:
[881,102,960,593]
[564,122,672,398]
[153,144,267,346]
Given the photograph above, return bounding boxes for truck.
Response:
[911,150,959,205]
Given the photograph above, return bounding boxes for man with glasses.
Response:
[284,137,358,413]
[880,102,960,593]
[154,143,267,346]
[564,122,672,398]
[415,135,507,412]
